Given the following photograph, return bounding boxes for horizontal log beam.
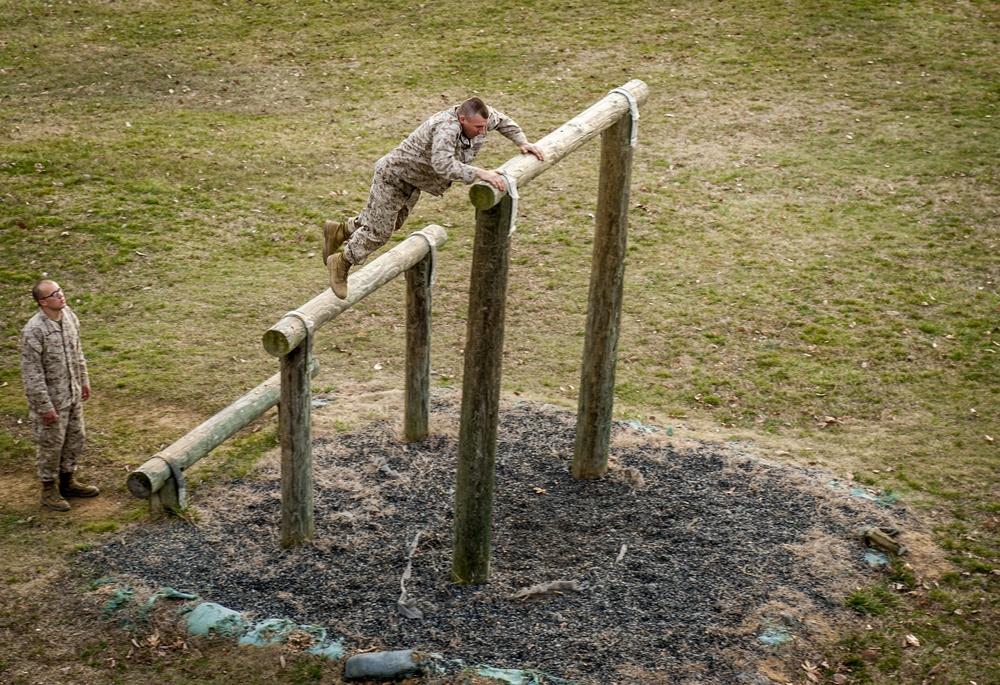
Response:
[468,79,649,210]
[262,224,448,357]
[127,358,319,499]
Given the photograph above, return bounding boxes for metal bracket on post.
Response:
[608,87,640,147]
[284,309,316,341]
[409,227,440,284]
[497,171,519,236]
[152,455,187,512]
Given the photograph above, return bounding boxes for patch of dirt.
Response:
[82,393,929,684]
[0,460,124,522]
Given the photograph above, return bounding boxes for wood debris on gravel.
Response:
[83,397,911,684]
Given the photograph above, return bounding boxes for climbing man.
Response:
[20,279,100,511]
[322,97,546,298]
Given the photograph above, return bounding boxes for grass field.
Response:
[1,0,997,683]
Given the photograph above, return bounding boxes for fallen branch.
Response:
[860,525,906,555]
[507,580,586,601]
[397,532,423,619]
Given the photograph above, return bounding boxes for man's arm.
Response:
[489,109,546,161]
[67,308,90,398]
[475,168,508,191]
[429,122,480,185]
[20,327,55,417]
[517,141,546,161]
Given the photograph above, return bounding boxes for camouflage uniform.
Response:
[343,104,529,266]
[20,307,89,481]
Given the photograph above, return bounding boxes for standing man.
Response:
[20,279,100,511]
[323,96,546,298]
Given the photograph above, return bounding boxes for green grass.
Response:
[846,586,899,616]
[1,0,998,683]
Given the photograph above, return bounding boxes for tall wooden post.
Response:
[451,197,514,584]
[572,109,635,479]
[404,251,432,442]
[280,329,314,547]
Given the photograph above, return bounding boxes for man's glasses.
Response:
[38,288,63,301]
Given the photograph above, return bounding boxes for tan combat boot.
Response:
[329,252,351,299]
[59,471,100,498]
[322,220,350,265]
[42,481,70,511]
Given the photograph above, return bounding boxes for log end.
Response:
[621,78,650,106]
[469,182,503,210]
[127,471,153,499]
[262,328,292,358]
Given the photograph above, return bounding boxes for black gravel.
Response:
[83,398,902,684]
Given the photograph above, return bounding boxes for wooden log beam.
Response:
[572,105,635,479]
[468,79,648,210]
[451,197,514,585]
[127,359,319,500]
[404,251,433,442]
[262,224,448,357]
[280,332,314,547]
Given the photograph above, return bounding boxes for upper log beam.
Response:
[468,79,648,210]
[262,224,448,357]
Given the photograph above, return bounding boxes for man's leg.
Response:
[331,170,419,298]
[58,404,98,498]
[34,409,70,511]
[343,177,420,266]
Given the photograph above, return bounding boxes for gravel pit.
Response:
[83,397,909,684]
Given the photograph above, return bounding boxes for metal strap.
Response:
[609,87,640,147]
[409,227,439,285]
[497,170,518,237]
[284,309,315,336]
[154,455,187,510]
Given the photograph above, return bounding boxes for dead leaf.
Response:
[832,674,848,684]
[904,634,920,648]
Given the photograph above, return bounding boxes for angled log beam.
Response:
[468,79,648,210]
[127,358,319,501]
[262,224,448,358]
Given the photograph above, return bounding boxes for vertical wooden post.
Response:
[404,252,432,442]
[451,197,514,584]
[149,489,169,517]
[280,332,314,547]
[154,475,180,514]
[572,110,635,480]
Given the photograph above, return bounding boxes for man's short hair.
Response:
[32,279,55,303]
[459,97,489,121]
